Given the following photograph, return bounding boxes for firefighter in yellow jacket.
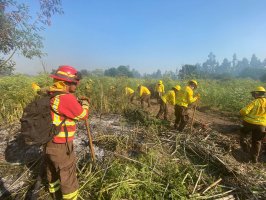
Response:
[174,80,200,131]
[32,82,41,93]
[137,85,151,108]
[125,87,135,103]
[155,80,165,102]
[239,86,266,163]
[156,85,181,120]
[32,82,50,95]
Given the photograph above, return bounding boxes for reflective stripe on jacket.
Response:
[155,84,165,93]
[161,90,175,105]
[51,94,89,143]
[240,97,266,126]
[139,86,151,97]
[125,87,134,95]
[175,86,198,108]
[48,179,60,193]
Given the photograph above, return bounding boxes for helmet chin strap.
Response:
[65,84,70,93]
[189,85,195,90]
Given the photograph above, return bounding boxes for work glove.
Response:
[37,87,49,95]
[81,100,89,109]
[78,96,90,109]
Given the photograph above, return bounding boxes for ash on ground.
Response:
[0,114,130,197]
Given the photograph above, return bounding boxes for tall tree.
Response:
[104,65,134,77]
[232,53,237,68]
[236,57,250,74]
[131,68,141,78]
[202,52,219,73]
[231,53,238,75]
[80,69,91,77]
[250,54,261,68]
[142,69,163,79]
[117,65,133,77]
[0,0,63,74]
[262,58,266,68]
[104,67,117,77]
[91,69,104,76]
[217,58,231,74]
[163,70,177,80]
[154,69,162,78]
[178,64,197,79]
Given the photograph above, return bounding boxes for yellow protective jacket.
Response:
[139,86,151,97]
[155,84,165,93]
[32,83,41,92]
[161,90,176,105]
[175,86,198,108]
[125,87,134,95]
[239,97,266,126]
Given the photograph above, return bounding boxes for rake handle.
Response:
[190,101,199,134]
[85,119,96,162]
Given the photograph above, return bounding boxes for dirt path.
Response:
[137,99,266,163]
[141,99,241,135]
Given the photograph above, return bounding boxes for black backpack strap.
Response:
[53,118,67,136]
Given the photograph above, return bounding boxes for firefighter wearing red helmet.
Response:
[45,65,89,200]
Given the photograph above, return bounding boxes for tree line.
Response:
[80,52,266,81]
[178,52,266,81]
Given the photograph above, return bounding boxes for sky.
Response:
[14,0,266,74]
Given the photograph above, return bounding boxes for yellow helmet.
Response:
[252,86,266,93]
[189,80,198,86]
[158,80,163,84]
[173,85,181,91]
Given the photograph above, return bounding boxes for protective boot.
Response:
[251,141,261,163]
[163,110,168,121]
[240,142,250,153]
[178,122,186,132]
[141,101,144,109]
[240,136,250,153]
[251,155,258,163]
[147,98,151,108]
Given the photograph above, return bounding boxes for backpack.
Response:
[20,93,66,145]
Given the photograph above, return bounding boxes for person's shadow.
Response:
[5,134,41,164]
[231,148,251,163]
[3,134,44,199]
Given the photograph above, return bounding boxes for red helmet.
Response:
[50,65,81,83]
